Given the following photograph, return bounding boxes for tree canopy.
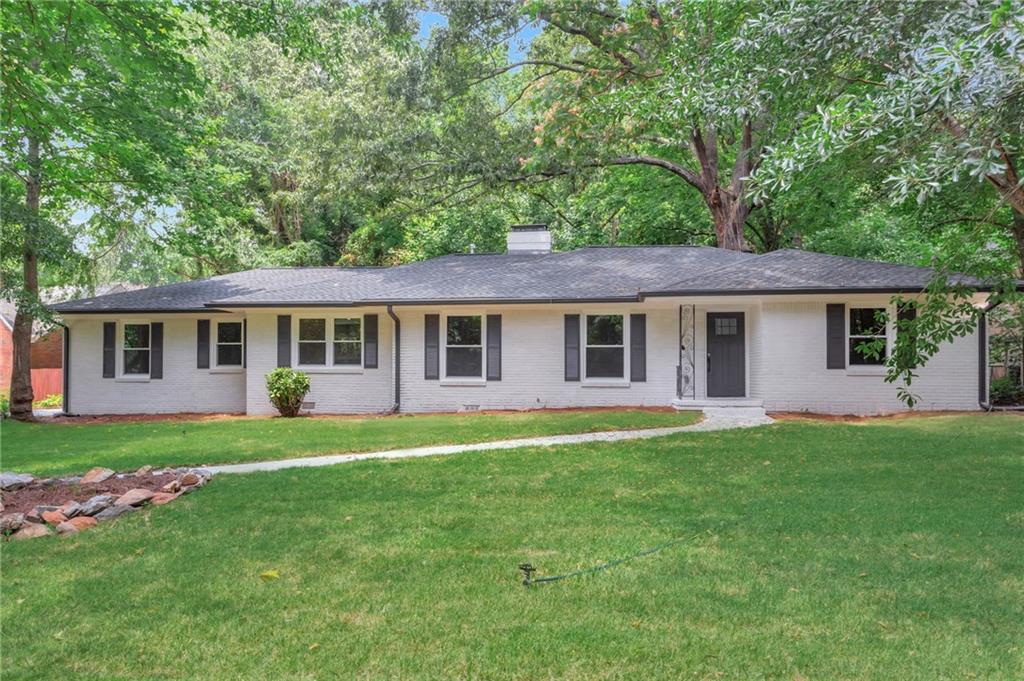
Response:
[3,0,1022,415]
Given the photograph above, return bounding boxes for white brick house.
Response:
[53,226,1002,417]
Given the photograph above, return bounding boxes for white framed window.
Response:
[122,322,151,376]
[332,318,362,366]
[848,307,888,366]
[298,318,328,366]
[296,316,363,368]
[584,314,625,379]
[216,321,244,367]
[445,314,483,378]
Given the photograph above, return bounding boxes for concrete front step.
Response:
[672,398,768,420]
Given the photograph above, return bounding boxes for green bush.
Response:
[265,368,310,417]
[990,376,1024,405]
[0,393,9,419]
[33,393,63,408]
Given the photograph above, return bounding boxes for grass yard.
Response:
[3,414,1023,680]
[0,408,698,477]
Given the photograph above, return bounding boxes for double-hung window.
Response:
[298,319,328,365]
[333,318,362,365]
[445,315,483,377]
[216,321,244,367]
[298,317,362,367]
[123,323,151,375]
[585,314,624,379]
[848,307,887,365]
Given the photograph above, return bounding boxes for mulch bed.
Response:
[41,405,678,425]
[2,471,179,515]
[767,410,1021,423]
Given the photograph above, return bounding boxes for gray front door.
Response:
[706,312,745,397]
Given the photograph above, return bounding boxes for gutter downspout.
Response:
[387,305,400,412]
[979,300,1001,411]
[57,320,70,415]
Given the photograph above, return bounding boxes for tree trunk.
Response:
[269,170,301,244]
[10,136,41,420]
[704,186,751,251]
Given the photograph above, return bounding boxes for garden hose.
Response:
[518,530,710,586]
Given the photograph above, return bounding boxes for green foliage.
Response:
[32,394,62,409]
[990,376,1024,405]
[265,368,310,417]
[0,393,9,418]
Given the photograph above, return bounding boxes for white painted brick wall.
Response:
[394,305,679,412]
[64,298,983,417]
[759,301,979,414]
[66,316,246,414]
[244,311,394,416]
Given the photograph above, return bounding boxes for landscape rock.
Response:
[135,465,153,477]
[0,472,35,491]
[179,472,201,487]
[26,505,59,523]
[161,480,181,493]
[59,501,83,518]
[79,495,115,516]
[68,516,98,530]
[114,488,155,507]
[11,523,49,540]
[58,475,83,485]
[150,492,179,506]
[41,510,68,525]
[1,513,26,533]
[94,505,138,522]
[56,516,98,534]
[81,467,115,485]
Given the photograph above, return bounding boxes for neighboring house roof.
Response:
[6,284,145,333]
[49,246,1008,314]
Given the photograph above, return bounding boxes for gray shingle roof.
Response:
[49,246,1002,314]
[649,249,990,295]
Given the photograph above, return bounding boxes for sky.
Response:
[415,10,541,63]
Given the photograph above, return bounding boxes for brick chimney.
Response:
[506,224,551,254]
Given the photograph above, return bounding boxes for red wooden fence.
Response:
[31,368,62,400]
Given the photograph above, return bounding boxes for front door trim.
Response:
[706,311,746,398]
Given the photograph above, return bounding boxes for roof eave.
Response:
[640,285,995,297]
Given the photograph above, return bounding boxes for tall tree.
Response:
[1,1,208,419]
[743,0,1024,272]
[1,0,330,418]
[431,0,820,251]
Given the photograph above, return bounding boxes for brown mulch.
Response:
[2,472,179,515]
[43,405,678,425]
[767,410,1022,423]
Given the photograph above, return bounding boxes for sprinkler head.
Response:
[518,563,536,586]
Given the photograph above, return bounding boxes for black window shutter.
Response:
[424,314,439,380]
[277,315,291,367]
[898,302,918,368]
[826,304,845,370]
[486,314,501,381]
[564,314,580,381]
[630,313,646,382]
[243,319,247,368]
[364,314,379,369]
[150,322,164,379]
[102,322,115,378]
[197,319,210,369]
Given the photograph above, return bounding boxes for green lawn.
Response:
[2,413,1022,679]
[1,409,698,477]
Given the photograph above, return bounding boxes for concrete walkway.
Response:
[208,412,774,476]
